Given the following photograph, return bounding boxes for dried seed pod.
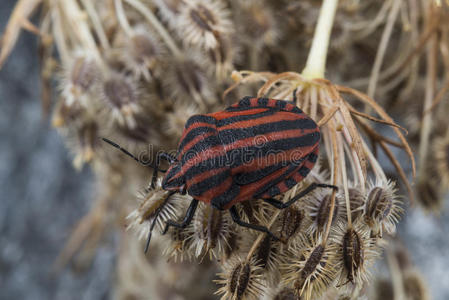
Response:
[215,257,263,300]
[165,56,215,108]
[99,72,140,129]
[161,225,194,262]
[236,0,279,46]
[331,220,378,286]
[124,27,164,80]
[191,203,233,259]
[126,178,187,241]
[281,237,338,300]
[278,206,305,242]
[305,189,342,234]
[177,0,233,50]
[52,97,85,128]
[62,55,99,107]
[244,232,282,285]
[364,180,402,236]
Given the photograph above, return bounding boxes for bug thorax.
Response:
[162,162,185,194]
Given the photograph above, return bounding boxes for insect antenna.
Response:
[101,137,160,170]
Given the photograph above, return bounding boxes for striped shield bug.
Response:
[103,96,336,252]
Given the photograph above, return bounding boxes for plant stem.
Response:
[302,0,339,79]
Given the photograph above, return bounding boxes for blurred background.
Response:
[1,0,449,299]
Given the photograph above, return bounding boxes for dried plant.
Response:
[2,0,444,299]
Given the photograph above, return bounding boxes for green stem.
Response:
[301,0,339,79]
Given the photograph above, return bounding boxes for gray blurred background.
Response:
[0,1,448,299]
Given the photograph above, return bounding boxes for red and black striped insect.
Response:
[104,96,336,252]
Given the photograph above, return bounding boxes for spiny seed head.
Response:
[305,189,342,234]
[215,257,263,300]
[70,121,100,169]
[100,72,140,128]
[166,56,215,107]
[236,0,279,46]
[62,54,99,107]
[278,206,305,242]
[364,180,402,236]
[122,26,164,81]
[282,237,338,300]
[52,98,85,128]
[191,203,233,259]
[331,220,378,287]
[126,178,186,241]
[161,226,194,262]
[178,0,233,50]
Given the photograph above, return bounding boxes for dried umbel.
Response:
[364,180,401,236]
[215,257,263,300]
[341,187,365,222]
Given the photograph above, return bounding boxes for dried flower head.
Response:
[364,180,402,236]
[99,72,141,129]
[124,26,164,80]
[61,54,100,107]
[165,56,215,108]
[177,0,233,50]
[215,257,264,300]
[236,0,279,46]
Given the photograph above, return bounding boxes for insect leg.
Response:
[263,183,337,209]
[229,206,280,241]
[151,152,178,188]
[144,190,176,253]
[162,199,199,234]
